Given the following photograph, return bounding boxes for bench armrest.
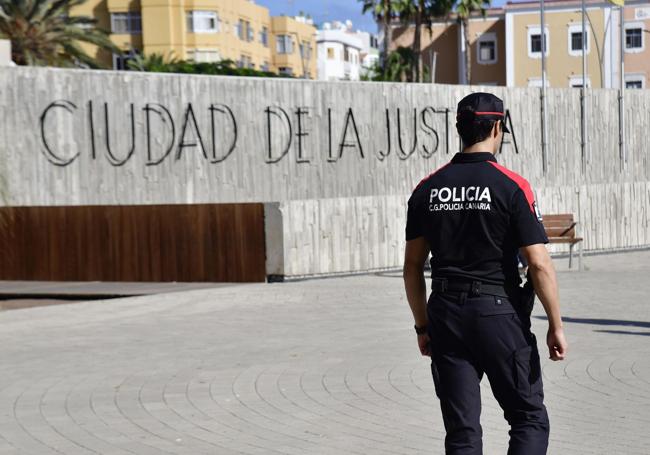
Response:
[558,222,577,237]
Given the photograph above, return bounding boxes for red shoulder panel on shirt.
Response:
[487,161,535,213]
[413,163,451,192]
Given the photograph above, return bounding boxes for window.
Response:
[111,13,127,33]
[569,75,591,88]
[299,41,311,59]
[625,74,645,89]
[261,61,270,72]
[259,26,268,46]
[570,32,584,50]
[625,24,644,52]
[527,26,549,58]
[278,66,293,76]
[477,33,497,64]
[113,54,129,70]
[190,49,220,63]
[276,35,293,54]
[112,49,140,70]
[567,24,589,56]
[187,11,219,33]
[238,55,253,69]
[527,77,549,88]
[236,19,253,41]
[479,41,496,63]
[327,47,335,59]
[344,46,350,62]
[111,12,141,34]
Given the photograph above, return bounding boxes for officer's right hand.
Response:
[417,333,431,357]
[546,328,568,361]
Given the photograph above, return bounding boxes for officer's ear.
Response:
[491,120,500,138]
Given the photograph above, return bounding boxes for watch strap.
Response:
[414,324,427,335]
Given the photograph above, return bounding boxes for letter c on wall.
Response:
[40,100,79,166]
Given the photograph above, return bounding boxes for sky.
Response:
[255,0,508,34]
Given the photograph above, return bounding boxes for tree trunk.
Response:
[9,38,24,65]
[463,17,471,85]
[412,1,423,82]
[382,0,392,65]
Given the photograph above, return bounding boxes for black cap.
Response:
[456,92,509,133]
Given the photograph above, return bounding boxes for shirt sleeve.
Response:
[511,187,548,247]
[405,192,425,241]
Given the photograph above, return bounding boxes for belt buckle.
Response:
[470,281,481,296]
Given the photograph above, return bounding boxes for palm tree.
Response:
[360,46,415,81]
[397,0,454,82]
[127,52,178,72]
[360,0,397,64]
[384,45,417,81]
[456,0,490,84]
[396,0,422,82]
[0,0,118,67]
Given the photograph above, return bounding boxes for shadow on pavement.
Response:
[534,316,650,335]
[593,329,650,337]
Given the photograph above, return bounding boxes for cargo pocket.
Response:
[513,344,542,397]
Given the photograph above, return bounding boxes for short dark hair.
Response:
[456,110,500,147]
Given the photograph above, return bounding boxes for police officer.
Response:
[403,92,568,455]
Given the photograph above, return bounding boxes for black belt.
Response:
[432,278,517,298]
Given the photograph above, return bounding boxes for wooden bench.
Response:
[542,214,584,270]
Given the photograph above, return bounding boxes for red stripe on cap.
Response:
[474,111,504,116]
[413,163,451,192]
[488,161,536,214]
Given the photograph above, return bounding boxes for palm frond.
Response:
[0,0,116,67]
[61,40,100,67]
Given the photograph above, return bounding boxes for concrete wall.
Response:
[1,66,648,278]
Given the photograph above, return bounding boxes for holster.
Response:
[520,271,536,317]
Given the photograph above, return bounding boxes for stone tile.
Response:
[0,251,648,454]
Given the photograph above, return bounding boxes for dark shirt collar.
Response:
[451,152,497,164]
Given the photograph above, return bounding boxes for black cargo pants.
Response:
[426,288,549,455]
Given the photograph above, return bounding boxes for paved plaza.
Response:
[0,251,649,454]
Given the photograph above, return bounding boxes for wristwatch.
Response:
[414,324,427,335]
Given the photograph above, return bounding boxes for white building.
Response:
[317,20,370,81]
[0,40,15,66]
[356,30,380,76]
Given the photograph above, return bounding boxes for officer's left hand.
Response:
[417,333,431,357]
[547,327,568,361]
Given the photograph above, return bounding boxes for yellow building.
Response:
[271,15,317,79]
[71,0,317,78]
[506,0,650,89]
[507,0,598,88]
[390,0,650,89]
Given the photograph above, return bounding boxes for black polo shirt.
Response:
[405,152,548,287]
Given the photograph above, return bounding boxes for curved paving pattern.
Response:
[1,251,650,454]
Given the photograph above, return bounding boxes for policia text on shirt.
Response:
[402,93,568,455]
